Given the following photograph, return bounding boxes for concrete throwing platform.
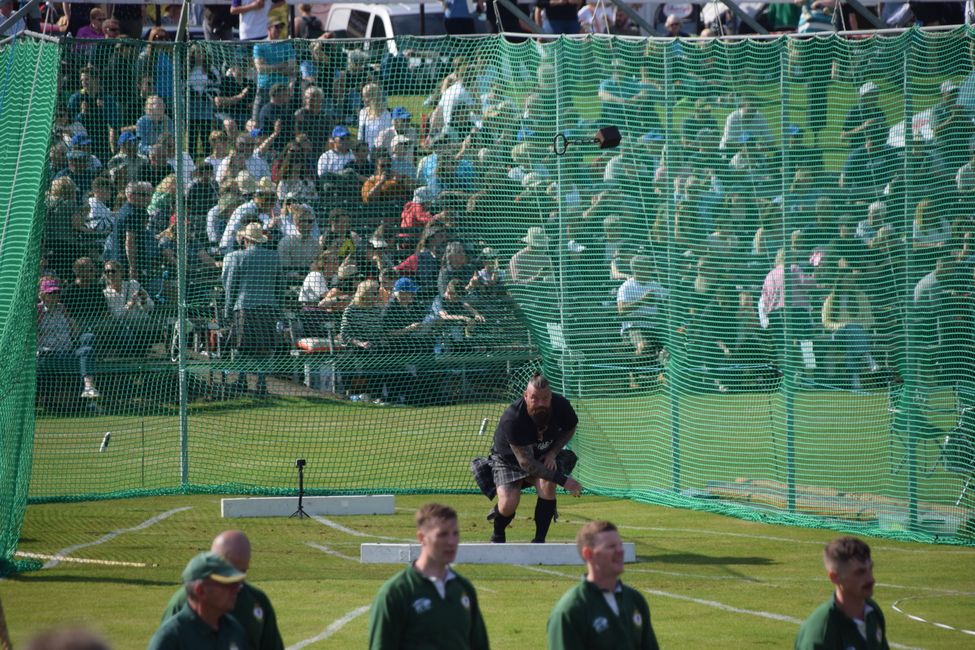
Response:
[361,542,637,565]
[221,495,394,518]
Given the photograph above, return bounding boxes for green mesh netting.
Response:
[0,36,61,574]
[9,27,975,569]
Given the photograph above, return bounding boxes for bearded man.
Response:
[486,373,583,543]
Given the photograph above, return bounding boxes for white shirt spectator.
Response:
[317,149,355,176]
[299,270,330,304]
[357,108,393,151]
[220,201,272,253]
[236,0,271,40]
[617,278,667,332]
[103,280,154,319]
[217,155,271,185]
[86,196,116,234]
[436,81,473,140]
[578,3,615,33]
[957,161,975,194]
[719,107,772,150]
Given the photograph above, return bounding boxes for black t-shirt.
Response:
[491,393,578,462]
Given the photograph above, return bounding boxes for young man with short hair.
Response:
[547,520,659,650]
[369,503,490,650]
[795,536,890,650]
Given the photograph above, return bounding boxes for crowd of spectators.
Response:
[31,2,975,403]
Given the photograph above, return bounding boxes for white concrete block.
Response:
[360,542,637,565]
[221,495,395,518]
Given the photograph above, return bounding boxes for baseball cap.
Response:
[391,106,411,120]
[332,125,350,138]
[181,552,247,584]
[393,277,419,293]
[67,149,88,160]
[118,131,139,146]
[250,128,263,138]
[40,277,61,293]
[70,133,92,147]
[785,125,802,137]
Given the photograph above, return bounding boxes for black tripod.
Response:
[290,459,308,519]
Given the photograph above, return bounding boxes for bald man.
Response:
[162,531,284,650]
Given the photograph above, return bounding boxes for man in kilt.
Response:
[487,373,583,543]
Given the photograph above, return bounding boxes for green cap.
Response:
[181,552,246,585]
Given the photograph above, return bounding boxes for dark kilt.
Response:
[489,449,576,488]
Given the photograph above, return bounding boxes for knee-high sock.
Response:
[492,511,514,542]
[532,497,557,543]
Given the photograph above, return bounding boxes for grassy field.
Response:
[29,388,971,525]
[4,493,975,649]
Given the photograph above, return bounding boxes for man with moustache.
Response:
[547,521,659,650]
[795,537,890,650]
[486,373,583,543]
[368,503,489,650]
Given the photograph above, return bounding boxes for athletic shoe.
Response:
[489,532,505,543]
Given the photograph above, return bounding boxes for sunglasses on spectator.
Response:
[104,268,119,274]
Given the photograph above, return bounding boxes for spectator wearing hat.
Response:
[718,98,771,151]
[37,276,100,399]
[222,221,283,396]
[841,82,886,153]
[375,106,420,157]
[220,177,279,253]
[67,133,103,172]
[400,186,445,246]
[317,125,355,177]
[148,552,249,650]
[53,147,97,201]
[108,130,148,187]
[382,276,428,346]
[388,134,418,181]
[510,226,552,283]
[252,17,296,120]
[663,12,689,36]
[162,531,284,650]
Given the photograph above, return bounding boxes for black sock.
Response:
[532,498,557,543]
[491,511,514,542]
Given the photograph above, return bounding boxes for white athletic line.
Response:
[616,524,975,555]
[306,542,358,562]
[522,566,926,650]
[623,568,975,597]
[43,507,193,569]
[892,596,975,637]
[15,551,151,568]
[286,605,370,650]
[310,515,408,541]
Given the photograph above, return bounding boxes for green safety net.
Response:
[0,36,61,574]
[11,27,975,568]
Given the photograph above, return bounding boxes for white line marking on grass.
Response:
[15,552,151,568]
[892,597,975,637]
[522,566,926,650]
[616,524,975,555]
[306,542,358,562]
[43,507,193,569]
[310,515,407,541]
[286,605,370,650]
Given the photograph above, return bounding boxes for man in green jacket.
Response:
[369,503,490,649]
[547,520,659,650]
[162,530,284,650]
[795,536,890,650]
[148,553,249,650]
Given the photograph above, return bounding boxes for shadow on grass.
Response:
[8,573,174,587]
[640,553,777,566]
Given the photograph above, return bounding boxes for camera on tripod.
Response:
[295,458,306,469]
